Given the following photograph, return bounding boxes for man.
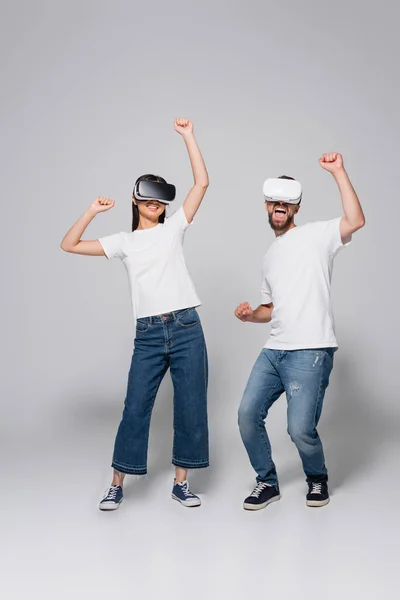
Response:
[235,153,365,509]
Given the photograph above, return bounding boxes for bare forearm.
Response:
[61,208,97,250]
[183,133,209,188]
[248,304,273,323]
[333,169,365,228]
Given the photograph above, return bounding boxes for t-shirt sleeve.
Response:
[261,274,272,304]
[165,206,192,232]
[98,232,127,260]
[317,218,352,258]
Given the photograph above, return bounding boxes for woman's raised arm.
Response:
[174,118,209,223]
[60,197,114,255]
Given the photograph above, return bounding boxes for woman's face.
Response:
[133,198,166,221]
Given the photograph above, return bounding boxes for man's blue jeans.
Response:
[112,308,209,474]
[238,348,335,486]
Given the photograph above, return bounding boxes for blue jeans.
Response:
[238,348,334,486]
[112,308,209,474]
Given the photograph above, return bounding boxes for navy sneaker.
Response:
[306,481,330,507]
[243,482,281,511]
[172,480,201,507]
[99,485,123,511]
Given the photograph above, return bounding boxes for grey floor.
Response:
[3,385,399,600]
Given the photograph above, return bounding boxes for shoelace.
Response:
[250,482,270,498]
[177,482,194,498]
[310,483,322,494]
[104,485,120,501]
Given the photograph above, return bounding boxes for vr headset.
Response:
[263,178,302,205]
[133,180,176,205]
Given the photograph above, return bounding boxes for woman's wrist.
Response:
[85,206,98,219]
[182,131,196,143]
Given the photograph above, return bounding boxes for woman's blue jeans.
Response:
[112,308,209,474]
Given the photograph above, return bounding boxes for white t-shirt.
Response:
[261,218,351,350]
[98,207,201,322]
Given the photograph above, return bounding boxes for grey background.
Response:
[1,1,399,598]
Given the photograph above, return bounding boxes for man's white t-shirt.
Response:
[98,207,201,322]
[261,218,351,350]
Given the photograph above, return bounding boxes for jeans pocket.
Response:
[136,319,149,333]
[176,308,200,328]
[312,348,335,361]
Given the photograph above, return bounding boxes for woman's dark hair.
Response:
[132,174,167,231]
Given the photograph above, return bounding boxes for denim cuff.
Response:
[112,461,147,475]
[172,458,209,470]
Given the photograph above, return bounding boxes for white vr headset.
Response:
[263,178,302,205]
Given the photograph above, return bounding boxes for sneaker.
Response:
[172,480,201,507]
[306,481,330,507]
[243,482,281,511]
[99,485,123,511]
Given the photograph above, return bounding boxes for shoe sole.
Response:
[243,494,281,511]
[306,497,330,507]
[171,494,201,507]
[99,499,123,511]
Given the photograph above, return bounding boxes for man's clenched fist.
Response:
[235,302,254,322]
[319,152,344,173]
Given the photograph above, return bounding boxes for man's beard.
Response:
[268,211,294,233]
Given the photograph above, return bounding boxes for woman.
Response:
[61,118,209,510]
